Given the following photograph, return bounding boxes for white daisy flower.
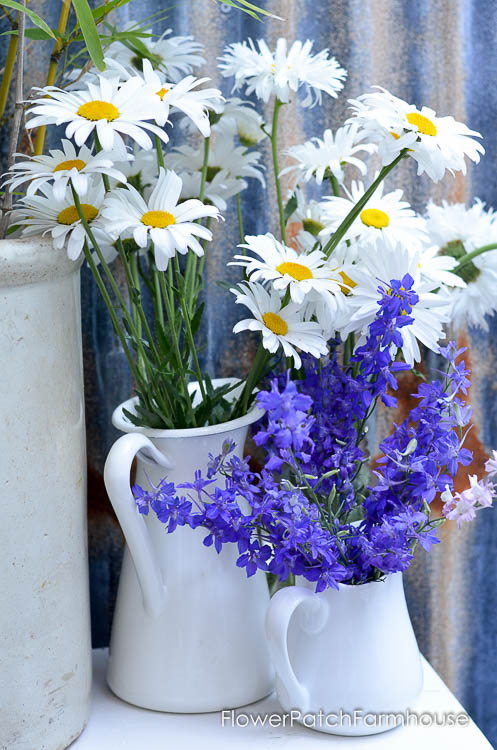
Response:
[218,38,346,107]
[27,75,168,153]
[231,233,341,306]
[348,86,484,182]
[425,199,497,330]
[449,257,497,331]
[425,198,497,252]
[281,124,375,185]
[341,243,450,365]
[304,286,350,340]
[288,187,329,246]
[231,282,328,368]
[105,27,205,83]
[303,254,359,338]
[180,96,267,147]
[177,169,244,211]
[319,179,429,258]
[11,181,114,261]
[416,245,466,289]
[3,140,128,201]
[169,138,265,186]
[113,144,158,194]
[136,59,223,135]
[101,168,220,270]
[211,97,267,147]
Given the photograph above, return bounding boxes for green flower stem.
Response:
[71,184,158,389]
[236,192,245,245]
[322,150,406,259]
[164,262,174,309]
[190,216,213,311]
[343,333,354,365]
[232,343,270,419]
[454,242,497,273]
[81,241,146,401]
[96,146,149,369]
[111,246,157,379]
[129,253,145,378]
[94,134,148,363]
[70,185,133,328]
[152,266,165,327]
[329,173,341,198]
[329,173,353,254]
[199,136,210,201]
[271,99,286,242]
[116,243,162,373]
[154,133,166,169]
[174,255,207,403]
[184,137,211,314]
[158,267,196,425]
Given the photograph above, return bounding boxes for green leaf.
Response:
[92,0,132,21]
[71,0,105,71]
[2,27,55,40]
[1,1,57,38]
[190,302,205,338]
[284,193,298,224]
[214,0,282,21]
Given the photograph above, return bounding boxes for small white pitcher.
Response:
[104,379,274,712]
[265,572,423,735]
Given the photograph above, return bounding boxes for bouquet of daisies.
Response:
[4,16,496,435]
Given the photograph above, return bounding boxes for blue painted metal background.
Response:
[2,1,497,744]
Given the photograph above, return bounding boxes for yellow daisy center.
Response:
[77,100,119,122]
[155,87,169,101]
[276,261,313,281]
[338,270,357,296]
[57,203,98,225]
[406,111,437,136]
[54,158,86,173]
[360,208,390,229]
[263,312,288,336]
[141,210,176,228]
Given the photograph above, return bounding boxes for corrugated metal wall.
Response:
[2,1,496,744]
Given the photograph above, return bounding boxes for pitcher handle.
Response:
[104,433,172,618]
[265,586,327,713]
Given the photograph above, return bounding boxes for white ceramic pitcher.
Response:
[104,380,274,712]
[265,572,423,736]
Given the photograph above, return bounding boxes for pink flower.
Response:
[465,474,494,508]
[484,450,497,478]
[441,476,495,529]
[442,487,476,528]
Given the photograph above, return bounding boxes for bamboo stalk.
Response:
[34,0,71,155]
[0,2,25,239]
[0,14,19,121]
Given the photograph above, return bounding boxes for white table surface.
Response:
[72,649,492,749]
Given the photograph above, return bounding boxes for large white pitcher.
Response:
[265,572,423,735]
[104,381,274,712]
[0,238,91,749]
